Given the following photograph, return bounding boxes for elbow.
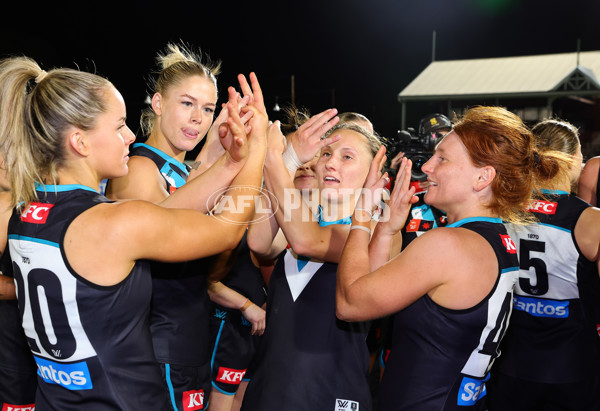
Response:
[287,237,313,258]
[335,296,360,322]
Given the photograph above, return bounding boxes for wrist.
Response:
[240,299,253,312]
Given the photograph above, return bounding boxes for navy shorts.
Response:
[209,308,261,395]
[159,362,211,411]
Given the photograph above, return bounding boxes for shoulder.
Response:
[581,157,600,179]
[106,156,167,201]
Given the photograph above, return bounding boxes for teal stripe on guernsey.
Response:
[447,216,503,228]
[539,188,569,195]
[317,205,352,227]
[132,143,188,171]
[8,234,59,248]
[35,183,98,193]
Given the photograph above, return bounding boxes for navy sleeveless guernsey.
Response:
[496,191,600,383]
[378,217,519,410]
[8,184,169,410]
[241,212,371,411]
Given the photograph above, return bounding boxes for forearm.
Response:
[263,150,328,257]
[161,153,244,212]
[0,275,16,300]
[336,218,372,320]
[207,281,251,310]
[368,223,402,271]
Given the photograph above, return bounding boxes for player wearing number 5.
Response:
[0,56,267,410]
[336,107,557,410]
[487,119,600,410]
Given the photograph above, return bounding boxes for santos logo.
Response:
[514,295,569,318]
[20,202,54,224]
[457,376,487,406]
[34,356,92,390]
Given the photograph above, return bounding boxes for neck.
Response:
[54,167,101,192]
[319,195,357,222]
[145,132,186,162]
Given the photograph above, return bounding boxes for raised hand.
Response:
[286,108,341,164]
[224,86,250,163]
[378,157,418,234]
[355,145,389,219]
[237,72,269,151]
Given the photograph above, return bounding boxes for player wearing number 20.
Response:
[488,119,600,410]
[0,57,265,410]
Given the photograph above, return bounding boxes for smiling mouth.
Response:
[324,177,340,183]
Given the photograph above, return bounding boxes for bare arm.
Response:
[207,280,266,336]
[578,157,600,205]
[336,227,498,322]
[573,206,600,275]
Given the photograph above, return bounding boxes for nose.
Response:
[324,155,339,171]
[191,107,202,124]
[124,125,136,146]
[421,157,433,177]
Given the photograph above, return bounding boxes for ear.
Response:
[151,93,162,115]
[474,165,496,192]
[68,129,90,157]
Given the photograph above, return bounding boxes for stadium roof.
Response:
[398,51,600,101]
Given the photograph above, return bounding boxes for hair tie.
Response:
[533,152,540,167]
[35,70,47,84]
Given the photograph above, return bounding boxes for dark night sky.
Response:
[2,0,600,145]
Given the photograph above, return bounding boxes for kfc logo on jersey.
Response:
[182,390,204,411]
[216,367,246,384]
[2,404,35,411]
[20,203,54,224]
[527,200,557,215]
[500,234,517,254]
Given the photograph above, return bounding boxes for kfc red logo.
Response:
[216,367,246,384]
[20,203,54,224]
[2,404,35,411]
[182,390,204,411]
[500,234,517,254]
[527,200,557,215]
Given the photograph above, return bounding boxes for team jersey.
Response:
[496,191,600,383]
[401,192,447,245]
[378,217,519,411]
[241,214,371,411]
[8,185,169,410]
[130,143,212,366]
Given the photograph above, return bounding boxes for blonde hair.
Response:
[531,118,581,192]
[0,56,112,209]
[140,42,221,136]
[322,123,382,157]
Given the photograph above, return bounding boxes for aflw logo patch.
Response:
[335,399,359,410]
[500,234,517,254]
[216,367,246,384]
[182,390,204,411]
[527,200,557,215]
[21,203,54,224]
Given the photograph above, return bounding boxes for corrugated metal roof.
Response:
[398,51,600,99]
